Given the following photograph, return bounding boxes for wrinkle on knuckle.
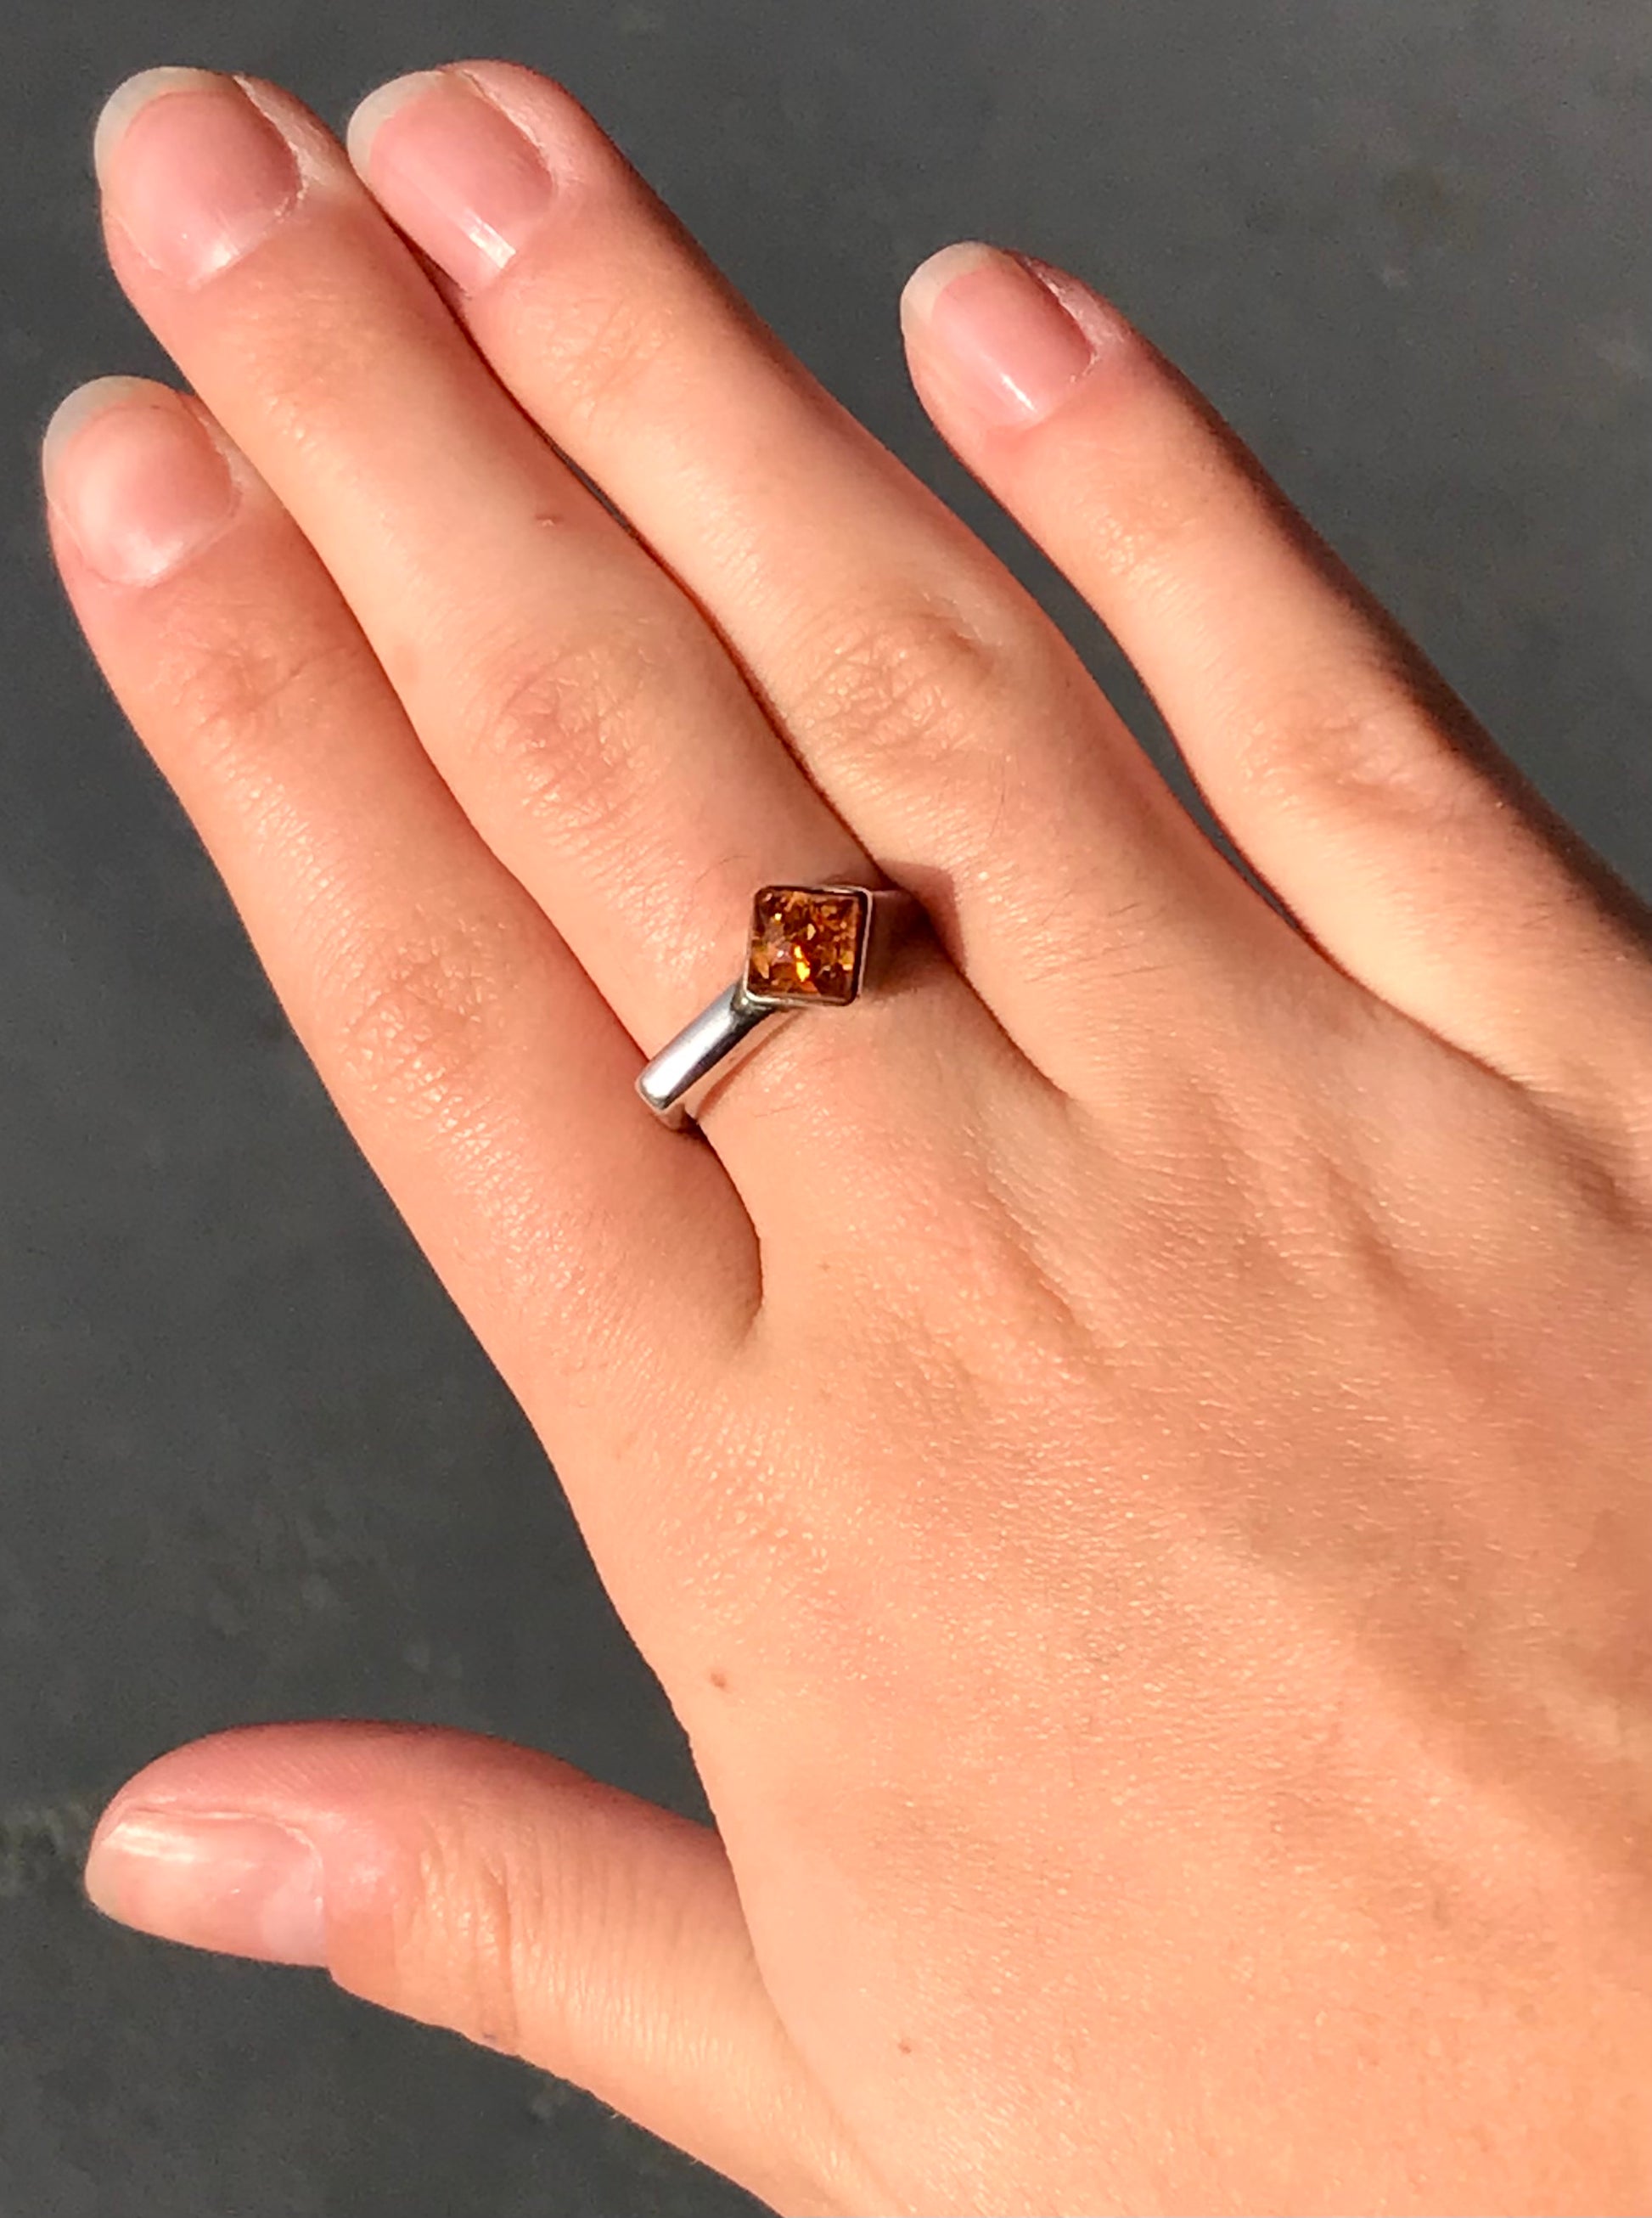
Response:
[239,279,404,447]
[394,1819,539,2058]
[458,619,671,855]
[1233,669,1475,827]
[788,592,1020,794]
[1068,436,1236,586]
[230,228,474,450]
[520,279,682,436]
[159,609,362,782]
[317,902,528,1122]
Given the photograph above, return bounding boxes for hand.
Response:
[47,60,1652,2218]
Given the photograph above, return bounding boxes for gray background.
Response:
[1,2,1648,2213]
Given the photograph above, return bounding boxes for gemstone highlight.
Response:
[744,886,868,1005]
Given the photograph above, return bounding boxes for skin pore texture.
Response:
[41,58,1652,2218]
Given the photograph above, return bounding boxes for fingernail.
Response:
[43,378,241,587]
[85,1808,328,1966]
[94,67,301,287]
[347,70,554,295]
[901,242,1103,426]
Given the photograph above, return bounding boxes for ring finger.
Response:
[91,66,1017,1181]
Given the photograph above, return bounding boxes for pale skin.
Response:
[41,58,1652,2218]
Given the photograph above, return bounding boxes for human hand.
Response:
[45,60,1652,2216]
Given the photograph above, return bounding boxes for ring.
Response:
[637,883,913,1129]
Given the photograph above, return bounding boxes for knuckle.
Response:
[159,608,361,782]
[317,901,529,1123]
[516,279,683,436]
[788,591,1025,791]
[244,278,430,451]
[1066,424,1239,587]
[392,1820,542,2058]
[458,616,677,856]
[1232,665,1478,826]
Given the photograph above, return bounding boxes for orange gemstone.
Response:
[744,887,867,1005]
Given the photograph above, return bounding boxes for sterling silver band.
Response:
[635,980,781,1129]
[637,884,911,1129]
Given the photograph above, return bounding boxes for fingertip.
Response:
[344,69,442,177]
[899,242,1113,428]
[41,374,168,480]
[899,239,999,337]
[83,1804,329,1966]
[93,65,221,184]
[41,375,241,588]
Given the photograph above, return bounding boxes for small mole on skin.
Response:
[709,1669,728,1691]
[897,2037,913,2055]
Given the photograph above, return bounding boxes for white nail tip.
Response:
[346,72,442,174]
[93,65,222,184]
[41,377,161,476]
[900,241,1000,329]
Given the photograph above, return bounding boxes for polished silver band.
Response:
[637,884,911,1129]
[635,981,779,1129]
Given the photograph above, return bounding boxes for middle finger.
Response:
[346,62,1322,1100]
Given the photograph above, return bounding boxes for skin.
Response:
[40,57,1652,2218]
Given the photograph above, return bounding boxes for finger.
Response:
[83,1724,866,2216]
[900,242,1652,1132]
[343,61,1326,1096]
[90,66,1013,1179]
[41,374,751,1463]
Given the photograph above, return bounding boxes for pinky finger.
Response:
[900,245,1652,1144]
[85,1723,868,2216]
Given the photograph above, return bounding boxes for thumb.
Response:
[84,1721,857,2215]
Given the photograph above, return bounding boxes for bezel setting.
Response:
[739,884,871,1009]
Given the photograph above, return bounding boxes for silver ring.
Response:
[637,883,912,1129]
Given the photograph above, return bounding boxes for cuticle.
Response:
[106,1803,321,1847]
[447,63,559,172]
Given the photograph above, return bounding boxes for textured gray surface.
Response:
[1,3,1649,2214]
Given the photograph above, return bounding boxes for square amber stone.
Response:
[743,886,868,1006]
